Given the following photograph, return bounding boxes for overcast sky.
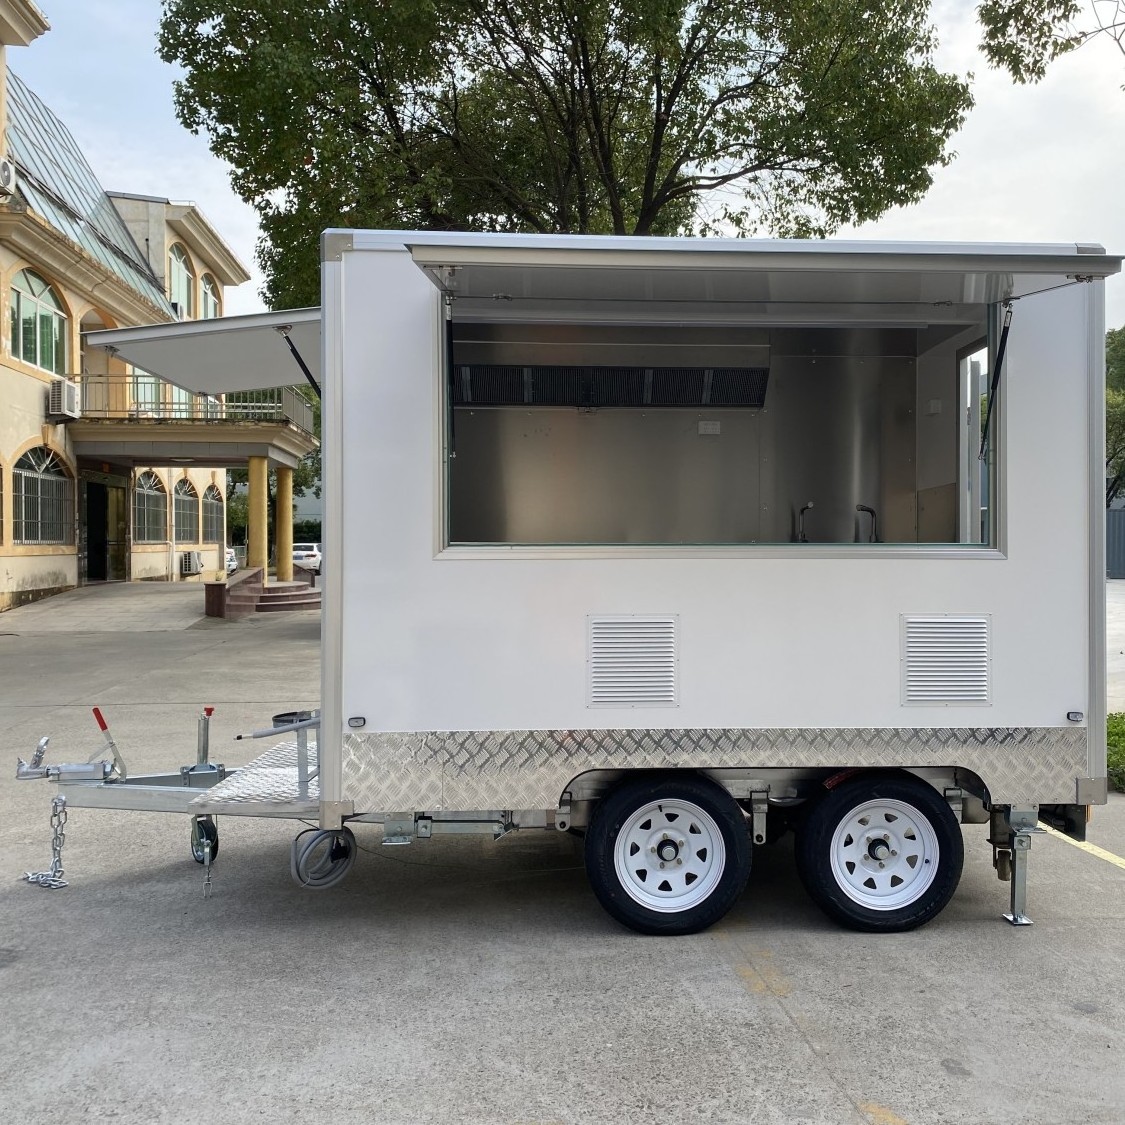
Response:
[11,0,1125,326]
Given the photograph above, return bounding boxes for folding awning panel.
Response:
[401,232,1121,325]
[83,307,321,394]
[81,236,1122,390]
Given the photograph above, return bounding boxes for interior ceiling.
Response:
[417,256,1101,326]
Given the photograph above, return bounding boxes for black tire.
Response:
[585,774,751,936]
[190,818,219,864]
[795,775,963,933]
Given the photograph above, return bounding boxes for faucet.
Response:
[798,501,814,543]
[856,504,878,543]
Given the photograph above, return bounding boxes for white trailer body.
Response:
[67,231,1120,934]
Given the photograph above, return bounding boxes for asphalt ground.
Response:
[1,585,1124,1124]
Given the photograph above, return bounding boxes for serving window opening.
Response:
[444,313,998,549]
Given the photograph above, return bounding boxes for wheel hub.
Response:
[612,799,726,913]
[865,834,894,864]
[828,799,940,911]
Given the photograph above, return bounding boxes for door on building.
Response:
[83,480,127,582]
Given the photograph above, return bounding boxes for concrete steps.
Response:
[256,580,321,613]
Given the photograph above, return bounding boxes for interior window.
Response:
[446,317,997,548]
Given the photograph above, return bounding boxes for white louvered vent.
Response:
[902,615,990,705]
[588,615,678,708]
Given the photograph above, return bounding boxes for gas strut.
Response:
[978,304,1013,462]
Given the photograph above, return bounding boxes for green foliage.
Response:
[977,0,1085,82]
[159,0,972,308]
[293,519,322,542]
[1106,712,1125,791]
[977,0,1125,83]
[1106,326,1125,506]
[1108,325,1125,393]
[226,490,248,543]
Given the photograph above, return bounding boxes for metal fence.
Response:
[1108,509,1125,579]
[80,375,315,435]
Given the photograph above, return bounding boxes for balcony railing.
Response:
[79,375,315,436]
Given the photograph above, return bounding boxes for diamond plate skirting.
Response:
[191,741,320,817]
[341,726,1089,813]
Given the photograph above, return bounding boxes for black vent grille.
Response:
[651,368,707,405]
[452,365,769,407]
[709,367,771,406]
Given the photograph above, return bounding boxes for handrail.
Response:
[78,374,315,435]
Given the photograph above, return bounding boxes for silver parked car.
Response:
[225,547,238,575]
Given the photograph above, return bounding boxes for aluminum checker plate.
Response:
[341,726,1089,813]
[190,740,319,818]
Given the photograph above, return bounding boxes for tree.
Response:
[1106,327,1125,505]
[1107,324,1125,392]
[159,0,972,308]
[978,0,1124,83]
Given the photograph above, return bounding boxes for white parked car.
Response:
[225,547,238,575]
[293,543,322,575]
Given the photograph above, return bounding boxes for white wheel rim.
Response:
[613,799,726,913]
[829,798,940,911]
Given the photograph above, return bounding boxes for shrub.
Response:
[1107,713,1125,793]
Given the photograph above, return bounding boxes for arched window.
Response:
[169,244,194,319]
[174,479,199,542]
[133,471,167,542]
[202,484,224,542]
[11,269,67,374]
[201,274,220,320]
[14,446,73,544]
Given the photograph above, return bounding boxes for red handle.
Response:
[204,706,215,717]
[92,707,108,731]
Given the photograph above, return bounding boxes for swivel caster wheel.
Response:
[190,817,219,864]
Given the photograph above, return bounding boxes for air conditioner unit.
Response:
[181,550,203,576]
[47,377,81,420]
[0,157,16,197]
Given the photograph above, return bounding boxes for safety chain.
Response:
[21,795,69,889]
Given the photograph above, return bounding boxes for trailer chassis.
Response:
[16,706,1047,925]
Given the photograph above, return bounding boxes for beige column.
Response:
[275,465,294,582]
[247,456,269,570]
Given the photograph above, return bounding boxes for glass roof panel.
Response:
[5,69,175,317]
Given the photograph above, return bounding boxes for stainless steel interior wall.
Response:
[453,322,771,369]
[450,407,763,543]
[759,355,917,543]
[449,326,920,545]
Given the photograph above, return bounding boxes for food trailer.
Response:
[25,231,1120,935]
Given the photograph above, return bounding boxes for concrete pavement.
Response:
[0,585,1123,1124]
[0,580,211,633]
[1107,580,1125,711]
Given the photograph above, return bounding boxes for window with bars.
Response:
[13,447,73,544]
[202,485,224,543]
[10,269,67,375]
[174,479,199,542]
[133,471,167,542]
